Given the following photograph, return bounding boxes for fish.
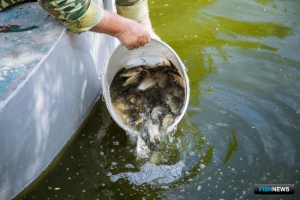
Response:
[165,96,182,115]
[109,61,186,158]
[136,135,151,159]
[112,96,129,112]
[122,73,141,86]
[135,96,149,112]
[135,115,144,125]
[124,114,136,124]
[114,109,131,125]
[120,66,143,77]
[169,72,185,88]
[161,85,184,100]
[143,119,160,150]
[138,77,157,91]
[151,106,168,121]
[141,69,151,77]
[155,72,169,88]
[123,87,140,95]
[161,87,183,113]
[168,59,179,73]
[162,114,175,129]
[126,94,138,104]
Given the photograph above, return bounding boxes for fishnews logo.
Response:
[254,184,295,195]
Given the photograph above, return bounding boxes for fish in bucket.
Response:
[102,39,190,161]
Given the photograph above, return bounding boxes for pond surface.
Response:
[22,0,300,199]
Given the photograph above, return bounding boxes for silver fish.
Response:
[151,106,168,121]
[120,66,143,77]
[122,73,141,86]
[112,96,129,112]
[143,119,160,148]
[138,77,157,91]
[136,135,150,159]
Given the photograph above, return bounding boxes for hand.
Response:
[90,10,151,50]
[116,18,151,50]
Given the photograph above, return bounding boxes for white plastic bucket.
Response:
[102,39,190,134]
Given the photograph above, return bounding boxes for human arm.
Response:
[37,0,150,49]
[90,10,150,50]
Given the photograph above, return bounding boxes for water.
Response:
[21,0,300,199]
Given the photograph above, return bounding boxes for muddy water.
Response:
[22,0,300,199]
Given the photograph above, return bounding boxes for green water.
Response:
[22,0,300,199]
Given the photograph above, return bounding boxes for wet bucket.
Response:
[102,39,190,134]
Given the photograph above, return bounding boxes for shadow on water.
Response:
[22,0,300,199]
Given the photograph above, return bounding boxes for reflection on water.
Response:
[22,0,300,199]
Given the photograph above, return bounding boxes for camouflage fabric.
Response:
[0,0,25,11]
[38,0,88,21]
[115,0,139,6]
[38,0,104,34]
[1,0,148,33]
[116,0,148,21]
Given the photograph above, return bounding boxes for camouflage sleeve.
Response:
[115,0,139,6]
[115,0,149,21]
[0,0,25,11]
[38,0,104,34]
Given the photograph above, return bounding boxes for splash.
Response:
[110,161,185,185]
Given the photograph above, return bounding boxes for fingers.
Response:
[145,32,151,43]
[140,34,150,47]
[125,34,150,50]
[118,19,152,50]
